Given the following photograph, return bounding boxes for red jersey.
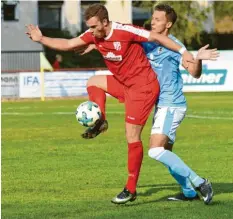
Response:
[80,22,156,88]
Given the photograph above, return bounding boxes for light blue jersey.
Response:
[142,35,187,107]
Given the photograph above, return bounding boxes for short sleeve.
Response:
[79,30,94,44]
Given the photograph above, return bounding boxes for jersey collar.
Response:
[104,21,116,40]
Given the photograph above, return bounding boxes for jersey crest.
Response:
[158,47,163,54]
[113,42,121,51]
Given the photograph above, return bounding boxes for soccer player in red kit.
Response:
[26,3,194,204]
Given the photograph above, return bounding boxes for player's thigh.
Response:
[87,75,107,91]
[149,134,170,148]
[106,75,125,102]
[168,107,187,144]
[125,122,143,143]
[125,80,159,125]
[149,134,174,151]
[150,106,186,145]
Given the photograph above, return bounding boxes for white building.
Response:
[1,0,135,71]
[1,0,43,71]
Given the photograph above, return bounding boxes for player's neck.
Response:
[105,21,112,37]
[160,29,169,36]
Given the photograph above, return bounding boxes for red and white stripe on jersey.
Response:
[107,22,150,41]
[79,22,150,43]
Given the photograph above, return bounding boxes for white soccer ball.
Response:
[76,101,102,127]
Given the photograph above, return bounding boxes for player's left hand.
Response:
[74,44,96,55]
[196,44,219,60]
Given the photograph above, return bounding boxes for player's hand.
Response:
[74,44,97,55]
[196,44,219,61]
[182,50,195,68]
[25,24,43,42]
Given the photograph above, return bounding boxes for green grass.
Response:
[2,92,233,219]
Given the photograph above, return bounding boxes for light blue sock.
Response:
[148,148,204,188]
[168,167,197,198]
[149,148,190,177]
[188,168,205,187]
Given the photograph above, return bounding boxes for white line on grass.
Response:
[4,103,120,110]
[186,115,233,120]
[1,111,233,120]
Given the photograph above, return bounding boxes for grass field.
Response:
[2,92,233,219]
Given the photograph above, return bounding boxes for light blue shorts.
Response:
[151,106,187,144]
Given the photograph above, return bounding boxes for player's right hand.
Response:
[25,24,43,42]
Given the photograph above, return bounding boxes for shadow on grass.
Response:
[212,182,233,195]
[137,183,179,197]
[119,182,233,206]
[138,182,233,196]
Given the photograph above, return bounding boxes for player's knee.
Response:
[149,134,169,148]
[125,129,141,143]
[87,76,98,87]
[148,147,165,160]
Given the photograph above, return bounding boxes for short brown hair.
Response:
[154,3,177,25]
[84,3,109,23]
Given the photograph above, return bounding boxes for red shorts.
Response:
[107,75,160,125]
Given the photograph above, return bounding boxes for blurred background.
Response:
[1,0,233,99]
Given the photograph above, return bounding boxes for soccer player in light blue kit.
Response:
[144,3,218,204]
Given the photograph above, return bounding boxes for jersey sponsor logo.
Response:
[181,65,227,85]
[113,42,121,51]
[103,52,122,61]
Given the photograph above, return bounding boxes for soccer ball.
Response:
[76,101,102,127]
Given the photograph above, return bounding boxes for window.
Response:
[38,1,63,29]
[2,0,19,21]
[132,7,151,28]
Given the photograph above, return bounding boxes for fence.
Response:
[1,51,41,71]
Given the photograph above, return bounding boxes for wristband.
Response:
[194,53,200,60]
[179,47,186,55]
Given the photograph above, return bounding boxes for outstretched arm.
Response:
[183,44,219,78]
[25,24,87,51]
[148,32,194,65]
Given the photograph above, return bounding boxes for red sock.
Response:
[87,86,106,120]
[126,141,143,194]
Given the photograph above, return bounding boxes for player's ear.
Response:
[103,18,108,27]
[166,22,173,29]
